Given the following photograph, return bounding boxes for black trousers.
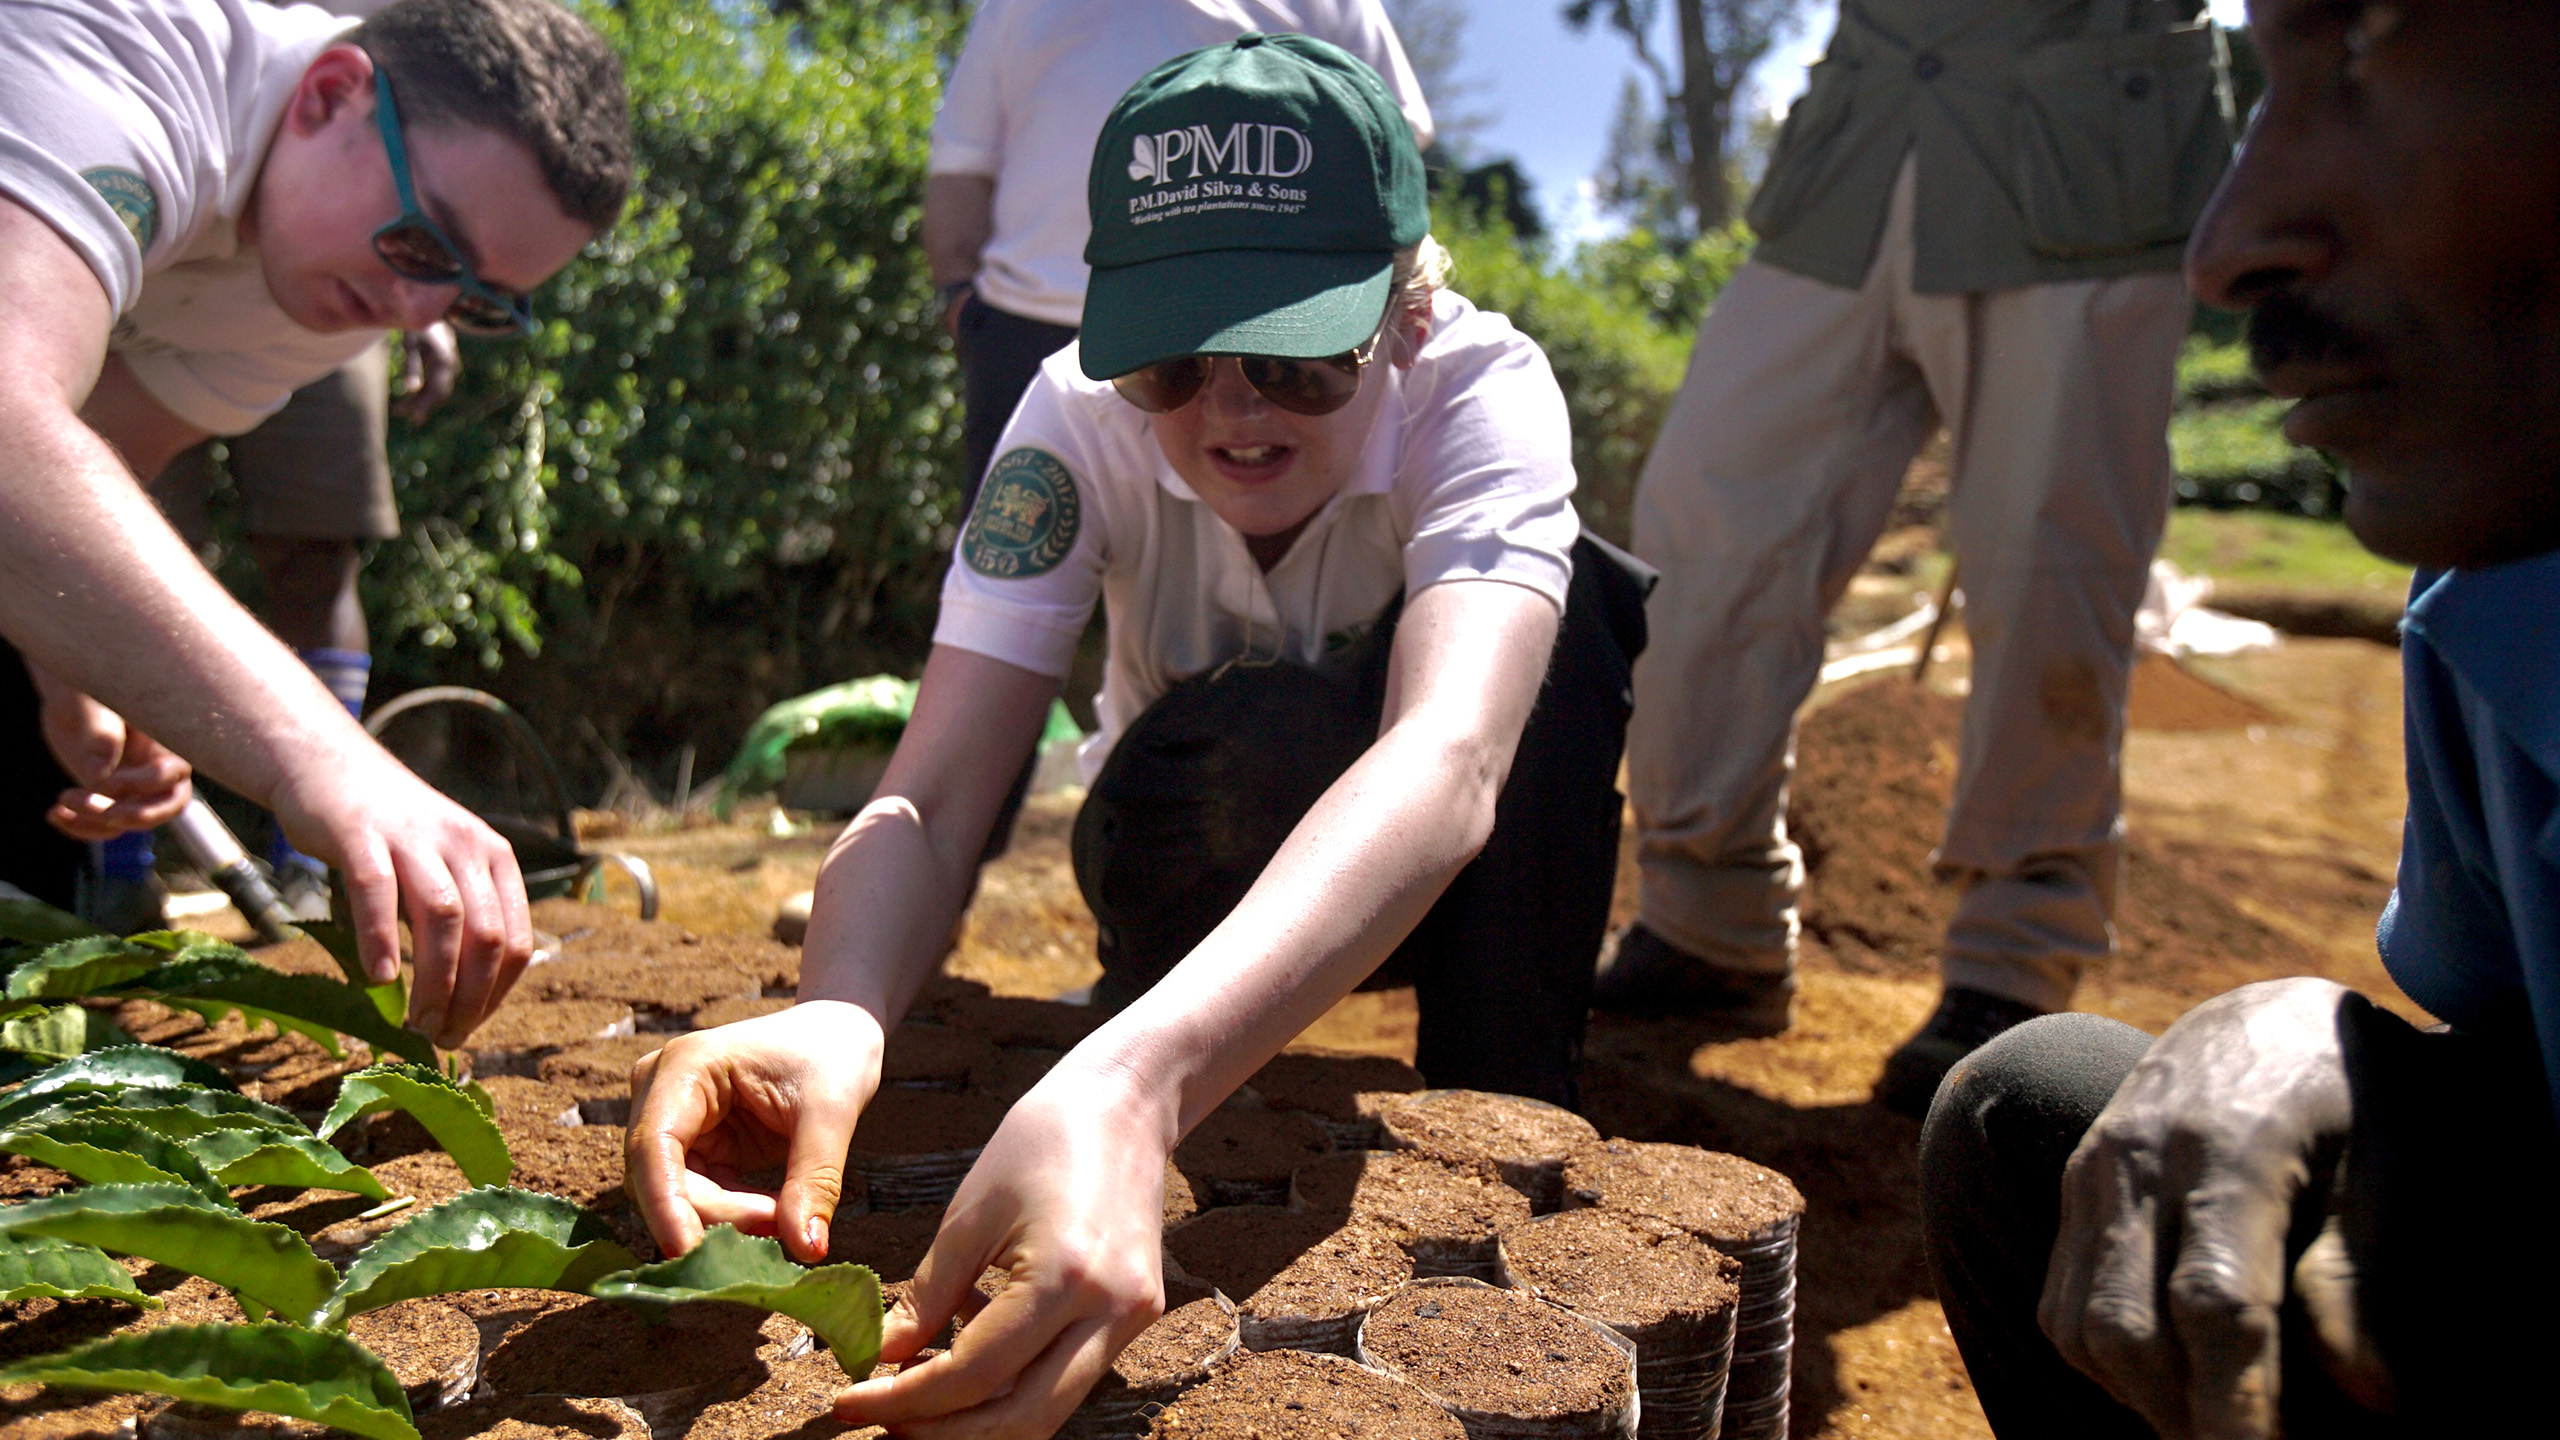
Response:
[2,643,87,912]
[955,294,1078,507]
[1072,534,1652,1110]
[1920,1006,2560,1436]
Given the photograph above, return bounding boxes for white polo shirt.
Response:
[934,289,1580,781]
[0,0,383,436]
[929,0,1433,329]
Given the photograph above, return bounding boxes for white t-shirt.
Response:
[934,289,1579,780]
[929,0,1434,329]
[0,0,384,435]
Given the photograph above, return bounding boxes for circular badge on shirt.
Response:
[80,167,158,253]
[963,448,1082,579]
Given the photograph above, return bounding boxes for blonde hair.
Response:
[1390,235,1452,324]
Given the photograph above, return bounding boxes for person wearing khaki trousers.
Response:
[1598,0,2233,1116]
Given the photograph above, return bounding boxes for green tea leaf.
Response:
[3,1046,240,1104]
[180,1129,390,1200]
[138,958,436,1066]
[3,935,166,1000]
[0,1231,155,1307]
[0,1185,338,1320]
[0,1117,231,1202]
[322,1187,636,1328]
[316,1063,512,1187]
[0,1322,418,1440]
[590,1224,883,1376]
[0,1005,134,1060]
[0,896,100,947]
[1,1082,303,1136]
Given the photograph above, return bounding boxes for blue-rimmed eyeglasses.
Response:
[368,66,535,337]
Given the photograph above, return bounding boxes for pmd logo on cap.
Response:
[1126,124,1312,188]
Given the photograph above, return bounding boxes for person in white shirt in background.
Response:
[0,0,628,1044]
[90,0,469,934]
[632,35,1648,1440]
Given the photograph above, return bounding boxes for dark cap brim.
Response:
[1079,248,1393,380]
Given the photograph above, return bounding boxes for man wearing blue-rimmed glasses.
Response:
[0,0,628,1048]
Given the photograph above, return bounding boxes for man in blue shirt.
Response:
[1916,0,2560,1433]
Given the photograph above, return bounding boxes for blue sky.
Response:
[1458,0,2251,243]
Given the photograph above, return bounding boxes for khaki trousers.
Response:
[1627,158,2187,1012]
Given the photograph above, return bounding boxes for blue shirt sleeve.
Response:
[2381,557,2560,1124]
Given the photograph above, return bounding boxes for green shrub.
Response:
[372,0,962,775]
[1438,210,1698,544]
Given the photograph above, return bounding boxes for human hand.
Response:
[394,322,461,424]
[2040,976,2391,1437]
[939,281,972,342]
[35,681,191,842]
[833,1061,1171,1439]
[264,750,531,1044]
[626,1000,883,1260]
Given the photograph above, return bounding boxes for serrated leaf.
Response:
[0,1322,418,1440]
[0,1005,134,1060]
[0,1231,156,1307]
[3,1046,240,1105]
[590,1224,883,1375]
[138,958,436,1066]
[3,935,167,1000]
[317,1063,512,1187]
[0,1185,338,1319]
[0,1117,231,1202]
[322,1187,636,1328]
[298,921,373,990]
[2,1082,303,1136]
[0,897,100,947]
[180,1129,390,1200]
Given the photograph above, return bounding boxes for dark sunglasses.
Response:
[368,67,535,338]
[1111,332,1383,417]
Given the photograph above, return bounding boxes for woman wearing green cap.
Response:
[627,33,1646,1435]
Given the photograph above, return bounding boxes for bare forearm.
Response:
[0,391,360,808]
[922,174,995,289]
[795,795,983,1025]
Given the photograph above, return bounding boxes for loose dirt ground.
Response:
[581,631,2412,1440]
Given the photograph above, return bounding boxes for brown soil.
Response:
[1163,1165,1200,1228]
[535,1035,669,1124]
[850,1089,1006,1160]
[1146,1349,1465,1440]
[345,1298,481,1409]
[674,1352,869,1439]
[692,996,793,1029]
[1110,1296,1237,1390]
[0,1156,76,1200]
[1172,1108,1332,1207]
[930,994,1100,1052]
[465,1000,638,1076]
[826,1206,943,1278]
[1289,1151,1529,1276]
[1244,1051,1425,1144]
[505,1117,632,1212]
[880,1025,996,1090]
[1560,1142,1804,1250]
[1497,1209,1738,1339]
[968,1046,1061,1103]
[1361,1281,1635,1422]
[0,1387,158,1440]
[515,954,759,1018]
[474,1294,799,1402]
[1162,1209,1410,1344]
[1377,1091,1600,1211]
[419,1395,651,1440]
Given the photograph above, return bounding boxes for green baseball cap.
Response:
[1080,32,1429,381]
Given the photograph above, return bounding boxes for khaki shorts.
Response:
[151,339,399,546]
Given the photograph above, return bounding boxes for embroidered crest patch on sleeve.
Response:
[80,167,158,252]
[962,447,1082,579]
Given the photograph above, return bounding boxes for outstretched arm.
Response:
[839,577,1560,1440]
[0,195,529,1039]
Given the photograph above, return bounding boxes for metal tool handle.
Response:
[165,799,298,945]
